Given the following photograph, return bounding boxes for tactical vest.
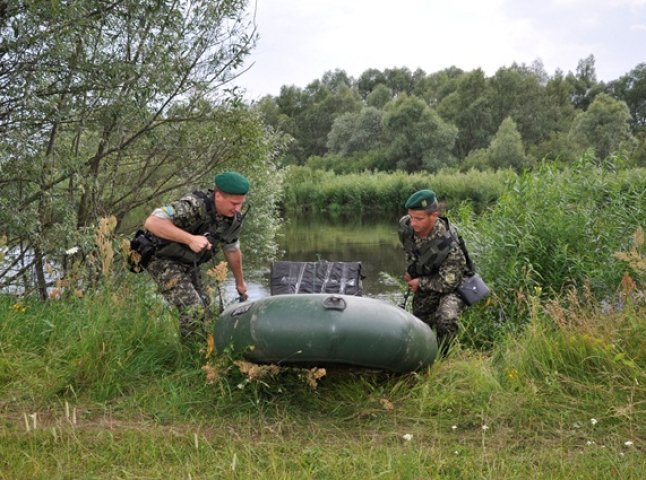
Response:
[398,215,458,277]
[150,190,246,266]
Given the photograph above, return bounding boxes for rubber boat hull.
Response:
[214,294,438,372]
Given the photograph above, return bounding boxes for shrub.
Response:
[460,156,646,347]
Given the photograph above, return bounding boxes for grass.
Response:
[1,280,644,479]
[1,159,644,478]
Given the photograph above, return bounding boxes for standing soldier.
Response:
[141,172,250,341]
[398,189,468,352]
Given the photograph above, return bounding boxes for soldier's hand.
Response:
[407,277,420,293]
[188,234,212,253]
[236,280,248,300]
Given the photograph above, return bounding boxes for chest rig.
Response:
[151,190,247,265]
[398,215,457,277]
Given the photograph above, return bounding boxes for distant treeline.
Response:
[255,56,646,173]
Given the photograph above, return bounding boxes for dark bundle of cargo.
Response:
[270,261,363,296]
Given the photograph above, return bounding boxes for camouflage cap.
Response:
[214,171,250,195]
[405,189,438,210]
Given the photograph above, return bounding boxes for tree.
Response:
[568,93,635,161]
[0,0,283,297]
[382,94,457,172]
[417,66,464,106]
[356,68,387,99]
[437,69,492,158]
[488,117,530,171]
[296,81,362,162]
[607,63,646,131]
[327,107,384,156]
[529,69,578,161]
[366,84,392,109]
[383,67,415,95]
[566,54,603,111]
[485,64,553,150]
[320,69,353,92]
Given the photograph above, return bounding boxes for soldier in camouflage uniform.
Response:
[143,172,250,340]
[399,189,468,351]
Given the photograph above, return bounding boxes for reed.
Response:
[282,166,511,216]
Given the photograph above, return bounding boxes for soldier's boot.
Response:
[435,325,458,357]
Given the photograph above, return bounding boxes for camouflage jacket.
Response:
[401,216,467,294]
[148,190,244,264]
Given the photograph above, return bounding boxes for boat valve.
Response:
[322,295,347,311]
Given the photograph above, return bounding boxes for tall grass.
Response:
[459,158,646,347]
[282,166,511,216]
[1,279,644,478]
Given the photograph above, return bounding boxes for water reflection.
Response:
[224,216,407,305]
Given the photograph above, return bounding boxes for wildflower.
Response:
[11,303,26,313]
[586,440,595,446]
[624,441,634,447]
[207,261,229,283]
[65,246,80,255]
[451,425,457,431]
[402,434,413,442]
[481,425,489,431]
[590,418,598,426]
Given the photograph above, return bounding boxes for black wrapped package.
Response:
[270,261,363,296]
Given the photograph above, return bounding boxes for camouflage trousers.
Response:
[412,290,466,348]
[146,258,210,340]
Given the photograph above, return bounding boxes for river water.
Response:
[223,216,408,306]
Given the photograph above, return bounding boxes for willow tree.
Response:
[0,1,282,298]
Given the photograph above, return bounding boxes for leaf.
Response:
[205,333,215,359]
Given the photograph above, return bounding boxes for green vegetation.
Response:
[461,159,646,347]
[257,58,646,172]
[1,279,644,478]
[282,166,511,216]
[2,157,645,478]
[2,4,645,477]
[1,1,284,297]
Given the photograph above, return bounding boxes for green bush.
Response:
[460,157,646,347]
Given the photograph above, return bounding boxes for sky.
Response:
[234,0,646,100]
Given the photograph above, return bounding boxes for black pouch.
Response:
[154,242,213,265]
[128,230,156,272]
[456,273,490,306]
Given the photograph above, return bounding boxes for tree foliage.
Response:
[488,117,530,171]
[258,54,642,175]
[382,94,457,172]
[568,93,635,161]
[0,0,284,297]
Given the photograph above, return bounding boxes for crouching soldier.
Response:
[398,189,468,353]
[141,172,250,341]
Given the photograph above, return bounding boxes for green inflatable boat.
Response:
[214,293,438,372]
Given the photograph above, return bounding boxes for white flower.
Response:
[481,425,489,431]
[590,418,598,426]
[624,441,634,447]
[65,246,80,255]
[586,440,594,446]
[451,425,457,431]
[402,434,413,442]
